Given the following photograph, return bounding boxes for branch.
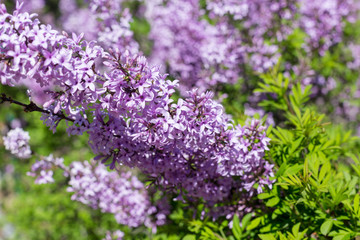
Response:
[0,93,74,122]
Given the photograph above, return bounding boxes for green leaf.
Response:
[241,213,252,229]
[258,233,277,240]
[276,162,288,177]
[232,214,242,240]
[318,162,331,182]
[289,137,304,155]
[258,193,272,199]
[266,124,273,136]
[292,223,301,236]
[183,234,196,240]
[188,220,203,234]
[284,164,303,177]
[247,217,262,231]
[333,233,353,240]
[354,194,359,214]
[202,226,216,238]
[320,219,334,236]
[283,174,302,186]
[266,197,280,207]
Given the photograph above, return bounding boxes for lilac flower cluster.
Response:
[0,2,104,122]
[0,3,274,216]
[2,127,31,159]
[146,0,358,93]
[348,44,360,70]
[207,0,297,40]
[6,0,138,104]
[27,157,161,229]
[298,0,359,54]
[4,1,54,105]
[68,161,156,228]
[146,0,242,93]
[27,154,65,184]
[207,0,358,55]
[145,0,293,91]
[59,0,139,53]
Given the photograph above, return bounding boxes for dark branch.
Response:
[0,93,74,122]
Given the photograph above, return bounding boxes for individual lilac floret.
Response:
[3,128,31,159]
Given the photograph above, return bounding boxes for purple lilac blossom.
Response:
[59,0,139,53]
[146,0,242,93]
[244,105,275,127]
[144,0,360,139]
[299,0,360,55]
[6,1,53,105]
[146,0,358,94]
[3,127,31,159]
[5,164,15,174]
[27,156,161,229]
[247,39,280,74]
[68,161,156,228]
[145,0,291,91]
[348,44,360,70]
[0,3,274,216]
[26,154,65,184]
[207,0,357,54]
[102,230,124,240]
[207,0,297,41]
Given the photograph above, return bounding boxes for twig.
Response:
[0,93,74,122]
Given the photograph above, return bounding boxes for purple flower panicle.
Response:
[3,127,31,159]
[27,154,65,184]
